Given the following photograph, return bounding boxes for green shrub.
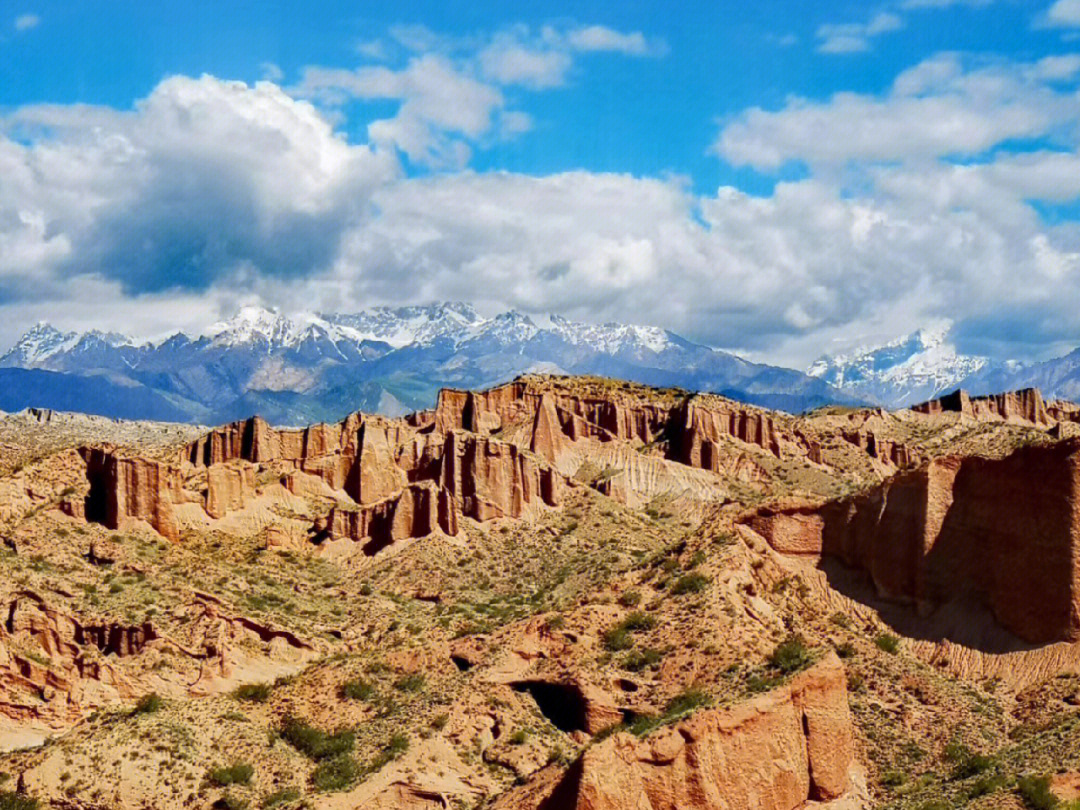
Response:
[209,762,254,787]
[621,648,663,672]
[830,611,852,629]
[874,633,900,654]
[279,716,355,760]
[233,683,272,703]
[508,728,529,745]
[1017,775,1059,810]
[311,755,358,792]
[261,787,300,808]
[603,626,633,652]
[671,573,710,595]
[769,635,812,674]
[880,770,906,788]
[133,693,162,715]
[620,611,656,631]
[340,679,373,701]
[0,793,38,810]
[393,673,426,693]
[618,590,642,608]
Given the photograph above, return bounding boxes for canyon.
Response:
[0,376,1078,809]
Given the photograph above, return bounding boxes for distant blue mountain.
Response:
[0,304,860,424]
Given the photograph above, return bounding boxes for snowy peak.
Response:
[0,322,78,367]
[322,302,483,348]
[808,324,988,407]
[546,314,673,354]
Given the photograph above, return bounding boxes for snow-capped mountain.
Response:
[807,325,990,407]
[0,303,856,424]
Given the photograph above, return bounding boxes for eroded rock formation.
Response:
[744,439,1080,644]
[497,655,858,810]
[912,388,1051,425]
[323,482,458,553]
[79,447,183,542]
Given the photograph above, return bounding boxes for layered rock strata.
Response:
[912,388,1051,425]
[744,439,1080,644]
[496,654,858,810]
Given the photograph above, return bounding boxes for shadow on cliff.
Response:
[815,557,1041,655]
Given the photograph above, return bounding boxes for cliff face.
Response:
[323,482,458,553]
[438,432,563,521]
[79,447,183,542]
[912,388,1051,425]
[745,439,1080,644]
[497,655,858,810]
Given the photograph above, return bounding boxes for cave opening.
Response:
[511,680,588,733]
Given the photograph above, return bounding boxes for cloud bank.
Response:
[1,22,1080,368]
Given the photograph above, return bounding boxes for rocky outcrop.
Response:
[744,439,1080,644]
[204,462,256,519]
[496,655,858,810]
[184,414,408,505]
[912,388,1051,425]
[322,482,458,553]
[79,447,183,542]
[839,429,920,468]
[438,432,564,521]
[674,399,782,464]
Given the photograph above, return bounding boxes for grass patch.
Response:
[670,573,710,595]
[874,633,900,654]
[209,762,254,787]
[279,717,355,760]
[341,679,374,701]
[769,635,812,674]
[132,693,162,715]
[232,683,272,703]
[311,755,358,793]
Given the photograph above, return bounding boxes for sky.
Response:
[2,0,1080,368]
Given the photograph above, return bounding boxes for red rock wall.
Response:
[80,447,183,542]
[439,432,563,520]
[912,388,1051,425]
[325,482,458,551]
[747,440,1080,644]
[497,655,856,810]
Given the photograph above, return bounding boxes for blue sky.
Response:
[2,0,1080,366]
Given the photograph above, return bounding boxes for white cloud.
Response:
[295,22,662,168]
[478,36,572,88]
[563,25,656,55]
[0,75,396,300]
[4,45,1080,367]
[816,11,903,54]
[1041,0,1080,28]
[13,13,39,31]
[715,54,1080,169]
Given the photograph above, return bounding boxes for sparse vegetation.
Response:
[232,683,272,703]
[209,762,254,787]
[279,717,355,761]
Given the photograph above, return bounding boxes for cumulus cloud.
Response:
[295,22,662,167]
[3,39,1080,367]
[1040,0,1080,28]
[715,54,1080,169]
[816,11,903,54]
[0,76,396,299]
[13,13,39,31]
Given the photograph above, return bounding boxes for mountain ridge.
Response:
[0,303,857,425]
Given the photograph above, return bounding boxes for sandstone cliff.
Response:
[912,388,1051,425]
[322,482,458,553]
[495,655,859,810]
[79,447,183,542]
[744,439,1080,644]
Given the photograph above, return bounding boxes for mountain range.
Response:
[807,325,1080,408]
[0,304,852,424]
